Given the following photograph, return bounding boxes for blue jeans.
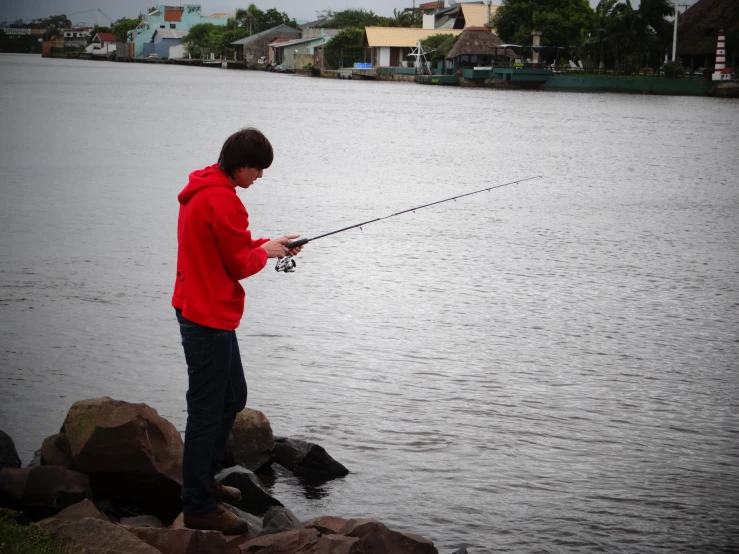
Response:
[175,309,247,515]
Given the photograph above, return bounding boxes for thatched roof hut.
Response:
[446,27,516,62]
[676,0,739,57]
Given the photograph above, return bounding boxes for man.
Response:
[172,128,303,534]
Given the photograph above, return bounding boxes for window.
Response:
[170,24,176,29]
[160,25,165,28]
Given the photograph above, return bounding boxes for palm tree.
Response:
[391,8,412,28]
[234,4,261,35]
[583,0,623,69]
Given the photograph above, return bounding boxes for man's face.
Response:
[232,166,263,189]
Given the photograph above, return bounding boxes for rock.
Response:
[259,506,303,536]
[125,525,227,554]
[51,397,184,524]
[451,548,469,554]
[236,528,320,553]
[120,514,164,527]
[303,515,349,535]
[27,448,42,468]
[339,518,438,554]
[94,498,122,522]
[226,408,274,471]
[315,534,365,554]
[43,498,108,522]
[0,430,21,468]
[0,466,92,518]
[272,437,349,479]
[216,466,282,515]
[40,516,161,553]
[40,433,74,467]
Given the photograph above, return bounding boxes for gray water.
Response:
[1,53,738,553]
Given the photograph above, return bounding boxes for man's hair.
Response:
[218,128,273,176]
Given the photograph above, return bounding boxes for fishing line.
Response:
[275,175,542,272]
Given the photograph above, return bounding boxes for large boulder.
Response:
[125,526,227,554]
[0,466,92,518]
[303,516,349,535]
[50,397,184,523]
[0,430,21,468]
[42,498,109,522]
[272,438,349,479]
[236,528,320,553]
[216,466,282,516]
[226,408,274,471]
[40,433,73,467]
[339,519,438,554]
[40,516,161,553]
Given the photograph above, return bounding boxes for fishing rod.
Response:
[275,175,542,272]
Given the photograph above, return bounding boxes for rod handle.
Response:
[286,238,309,249]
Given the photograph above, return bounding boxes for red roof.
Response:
[419,1,444,9]
[96,32,117,42]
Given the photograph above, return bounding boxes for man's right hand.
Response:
[261,235,301,258]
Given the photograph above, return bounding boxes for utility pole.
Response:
[671,1,689,62]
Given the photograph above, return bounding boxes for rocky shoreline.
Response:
[0,397,467,553]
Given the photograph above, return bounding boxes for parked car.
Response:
[148,53,158,59]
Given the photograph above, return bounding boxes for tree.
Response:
[323,27,365,68]
[112,18,140,41]
[389,8,412,28]
[323,9,386,29]
[235,4,262,34]
[420,33,457,62]
[492,0,593,52]
[581,0,622,68]
[185,22,219,57]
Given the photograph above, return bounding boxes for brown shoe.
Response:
[184,504,250,535]
[213,480,242,503]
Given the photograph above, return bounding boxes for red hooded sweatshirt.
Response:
[172,164,269,330]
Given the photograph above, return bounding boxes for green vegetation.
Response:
[323,27,366,69]
[493,0,593,51]
[0,516,78,554]
[420,33,457,62]
[493,0,678,70]
[112,18,140,41]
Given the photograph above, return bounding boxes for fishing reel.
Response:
[275,256,296,273]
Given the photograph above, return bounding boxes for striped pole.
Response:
[713,29,726,79]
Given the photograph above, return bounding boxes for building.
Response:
[230,24,302,67]
[445,26,514,70]
[85,32,117,55]
[142,28,189,59]
[421,2,498,30]
[676,0,739,71]
[62,27,91,48]
[127,5,231,56]
[363,27,463,68]
[269,29,339,69]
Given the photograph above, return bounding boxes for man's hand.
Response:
[261,235,304,258]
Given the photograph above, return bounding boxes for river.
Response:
[1,53,738,553]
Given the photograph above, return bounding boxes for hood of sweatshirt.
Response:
[178,164,233,205]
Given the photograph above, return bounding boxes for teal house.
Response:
[127,5,231,56]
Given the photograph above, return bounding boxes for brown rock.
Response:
[315,535,365,554]
[237,528,320,553]
[303,516,348,535]
[260,506,303,536]
[120,514,164,527]
[126,525,227,554]
[226,408,274,471]
[43,498,108,522]
[40,433,73,467]
[0,466,92,517]
[52,397,184,523]
[40,516,161,553]
[339,519,438,554]
[216,466,282,516]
